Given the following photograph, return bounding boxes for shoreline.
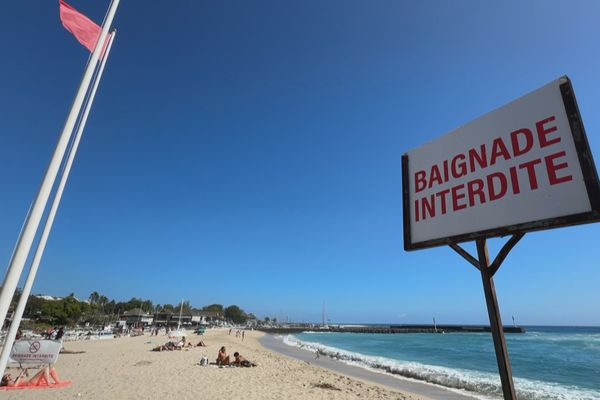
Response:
[2,328,437,400]
[259,333,478,400]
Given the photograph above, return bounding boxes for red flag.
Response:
[59,0,101,52]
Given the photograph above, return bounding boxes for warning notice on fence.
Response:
[403,76,600,250]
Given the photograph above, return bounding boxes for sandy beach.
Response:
[1,328,435,400]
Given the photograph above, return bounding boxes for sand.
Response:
[2,328,430,400]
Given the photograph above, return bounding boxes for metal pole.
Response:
[476,238,517,400]
[0,0,120,334]
[0,31,117,378]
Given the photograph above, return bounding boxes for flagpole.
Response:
[0,0,120,336]
[0,31,117,378]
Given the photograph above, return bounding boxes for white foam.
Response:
[282,335,600,400]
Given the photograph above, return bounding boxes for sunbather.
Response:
[1,367,61,387]
[216,346,230,365]
[152,341,179,351]
[232,352,257,367]
[1,370,26,387]
[152,344,168,352]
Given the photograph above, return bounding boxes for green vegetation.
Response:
[224,305,247,324]
[11,289,253,328]
[202,304,224,313]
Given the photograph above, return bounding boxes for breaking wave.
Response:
[282,334,600,400]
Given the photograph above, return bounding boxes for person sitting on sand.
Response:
[232,352,257,367]
[216,346,230,365]
[196,340,207,347]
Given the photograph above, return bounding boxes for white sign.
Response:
[403,76,600,250]
[9,340,61,364]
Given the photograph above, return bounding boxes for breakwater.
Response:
[259,324,525,334]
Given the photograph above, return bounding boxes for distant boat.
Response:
[433,317,445,334]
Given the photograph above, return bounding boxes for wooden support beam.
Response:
[449,243,480,270]
[489,233,525,277]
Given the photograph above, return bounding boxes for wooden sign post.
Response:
[402,77,600,399]
[450,235,523,399]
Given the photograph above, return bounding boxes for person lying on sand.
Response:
[232,352,257,367]
[181,340,204,348]
[216,346,230,365]
[60,348,86,354]
[1,370,27,387]
[152,344,170,352]
[152,341,180,351]
[1,367,61,387]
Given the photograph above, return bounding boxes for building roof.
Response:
[195,310,221,318]
[34,295,62,301]
[122,308,149,317]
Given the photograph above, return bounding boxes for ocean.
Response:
[283,326,600,400]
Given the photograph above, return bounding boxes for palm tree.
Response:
[98,295,109,313]
[89,291,100,305]
[141,300,153,313]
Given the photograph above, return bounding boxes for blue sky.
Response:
[1,1,599,325]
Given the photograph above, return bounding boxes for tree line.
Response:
[11,289,254,327]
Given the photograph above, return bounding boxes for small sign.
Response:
[403,76,600,250]
[9,340,61,364]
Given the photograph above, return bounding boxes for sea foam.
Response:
[282,334,600,400]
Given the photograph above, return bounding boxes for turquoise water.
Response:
[286,326,600,399]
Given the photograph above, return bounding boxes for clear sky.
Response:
[1,0,599,325]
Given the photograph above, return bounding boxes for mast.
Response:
[0,31,117,376]
[178,299,184,330]
[0,0,120,334]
